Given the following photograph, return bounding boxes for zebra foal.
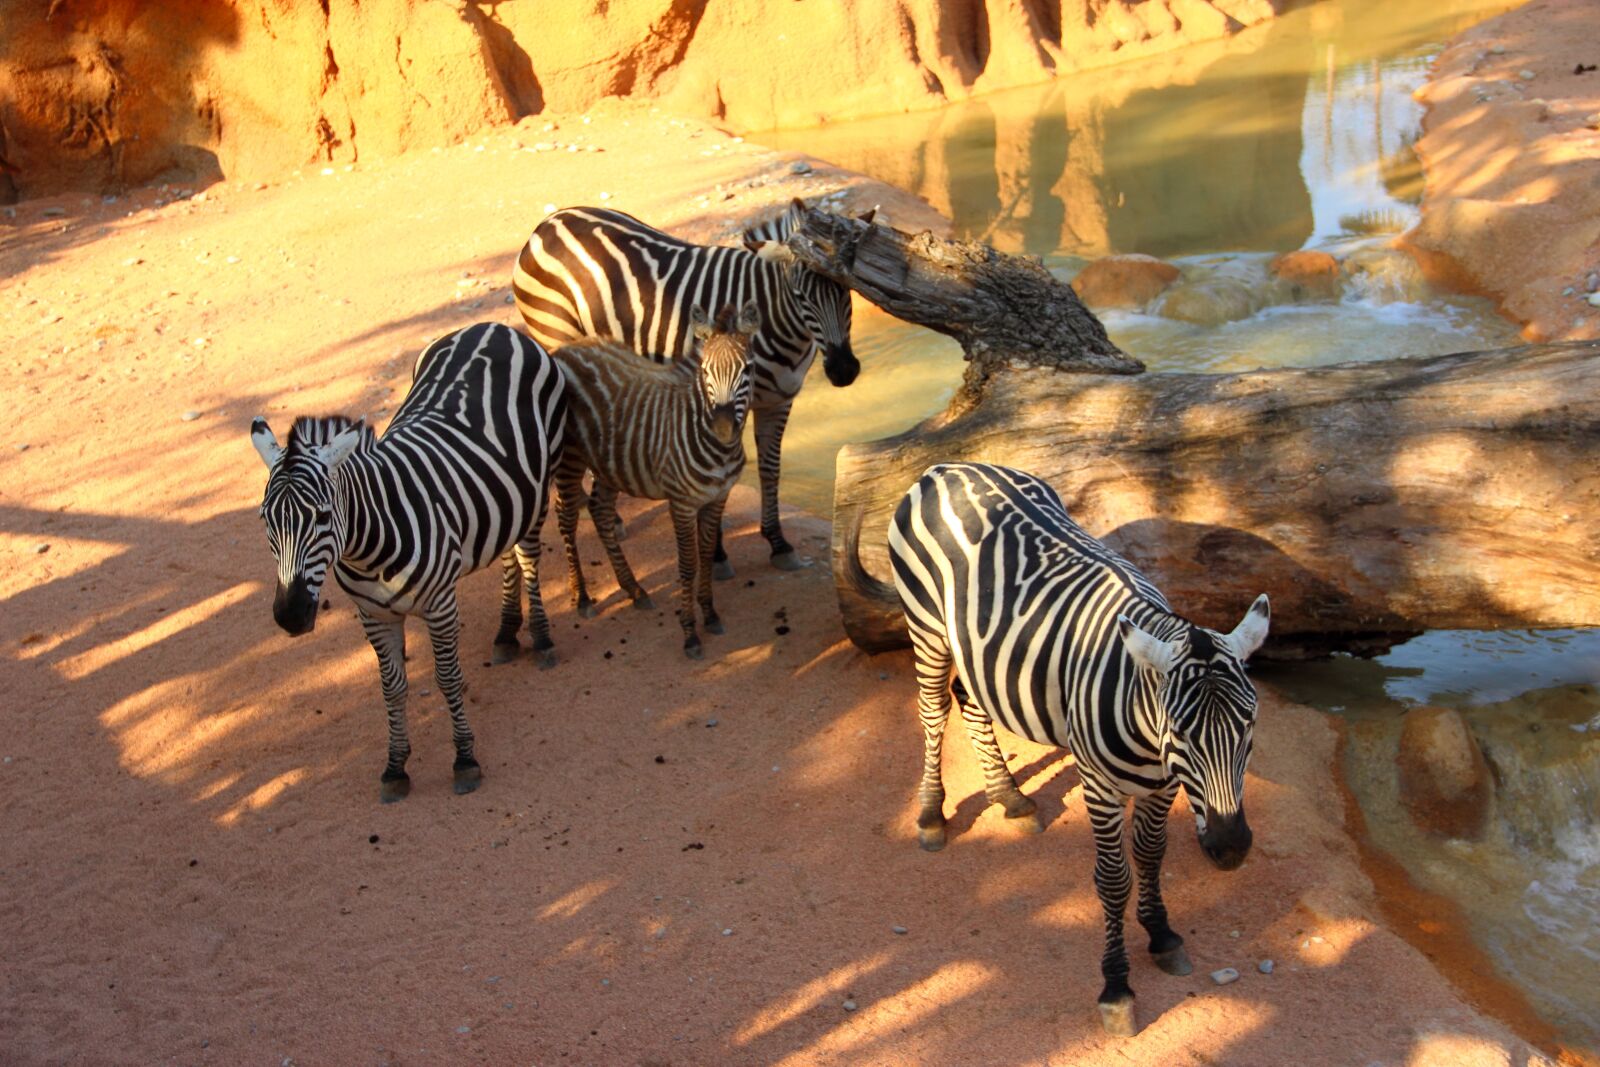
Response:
[513,199,866,573]
[882,463,1270,1036]
[249,323,567,802]
[550,303,756,659]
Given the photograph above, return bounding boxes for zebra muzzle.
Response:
[823,343,860,387]
[273,578,319,637]
[710,409,741,445]
[1198,809,1252,871]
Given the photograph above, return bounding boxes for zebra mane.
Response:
[285,415,375,456]
[740,197,807,246]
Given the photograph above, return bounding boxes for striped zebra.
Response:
[512,198,865,573]
[880,463,1270,1036]
[549,303,757,659]
[249,323,567,802]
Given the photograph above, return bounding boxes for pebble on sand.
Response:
[842,999,858,1012]
[33,543,49,555]
[1258,959,1275,974]
[180,411,200,421]
[1211,968,1241,985]
[892,925,908,935]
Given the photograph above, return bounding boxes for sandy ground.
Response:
[0,106,1565,1064]
[1407,0,1600,342]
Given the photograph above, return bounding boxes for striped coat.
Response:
[512,199,860,570]
[549,303,757,658]
[887,463,1270,1035]
[250,323,567,801]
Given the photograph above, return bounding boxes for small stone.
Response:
[598,191,612,201]
[14,443,28,452]
[504,294,515,305]
[1566,287,1577,296]
[891,925,908,935]
[1210,967,1241,985]
[1585,113,1600,129]
[1258,959,1275,974]
[419,688,431,696]
[705,718,718,727]
[122,257,143,267]
[180,409,201,422]
[1490,44,1507,54]
[722,928,733,936]
[842,999,858,1012]
[1518,69,1536,81]
[455,1026,470,1034]
[1585,273,1599,292]
[369,834,379,844]
[543,203,557,215]
[790,160,813,175]
[1229,930,1240,939]
[41,206,66,217]
[1588,293,1600,308]
[33,543,49,555]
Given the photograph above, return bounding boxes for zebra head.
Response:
[1119,595,1271,871]
[744,197,863,388]
[689,302,758,445]
[249,416,368,637]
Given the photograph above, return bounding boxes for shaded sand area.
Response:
[1408,0,1600,341]
[0,108,1561,1063]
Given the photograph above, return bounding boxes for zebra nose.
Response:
[1199,810,1252,871]
[710,408,740,445]
[273,578,318,637]
[823,344,859,387]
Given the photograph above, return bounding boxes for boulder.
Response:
[1071,254,1181,310]
[1156,276,1259,325]
[1395,706,1493,840]
[1269,250,1341,301]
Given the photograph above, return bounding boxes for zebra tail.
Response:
[840,502,900,608]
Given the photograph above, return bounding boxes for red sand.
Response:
[0,107,1561,1064]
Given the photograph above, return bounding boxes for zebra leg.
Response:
[358,608,412,803]
[909,626,954,851]
[515,535,558,669]
[492,549,524,664]
[696,496,730,635]
[712,526,734,582]
[1133,784,1191,976]
[591,481,654,611]
[1085,777,1138,1036]
[424,594,481,795]
[669,499,704,659]
[555,459,597,618]
[752,403,807,570]
[953,679,1043,833]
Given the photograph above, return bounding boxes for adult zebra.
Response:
[883,463,1270,1036]
[512,197,865,573]
[249,323,567,802]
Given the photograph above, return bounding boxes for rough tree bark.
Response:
[831,341,1600,658]
[784,204,1144,401]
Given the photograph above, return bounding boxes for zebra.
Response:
[512,197,867,574]
[249,322,567,802]
[878,462,1270,1036]
[548,302,757,659]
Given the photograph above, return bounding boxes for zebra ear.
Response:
[1119,616,1180,676]
[735,301,761,336]
[318,422,365,471]
[747,239,797,265]
[857,206,877,225]
[690,304,714,342]
[250,417,283,469]
[1222,595,1271,661]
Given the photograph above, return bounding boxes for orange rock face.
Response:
[1070,252,1181,309]
[0,0,1283,201]
[1396,706,1493,841]
[1269,249,1341,300]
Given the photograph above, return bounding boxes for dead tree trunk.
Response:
[784,205,1144,401]
[833,342,1600,658]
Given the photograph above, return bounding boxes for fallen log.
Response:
[833,342,1600,658]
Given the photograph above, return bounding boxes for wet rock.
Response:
[1070,253,1180,310]
[1268,250,1341,301]
[1340,247,1429,304]
[1156,277,1258,326]
[1396,705,1492,840]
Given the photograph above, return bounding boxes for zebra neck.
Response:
[328,452,370,562]
[1126,606,1189,741]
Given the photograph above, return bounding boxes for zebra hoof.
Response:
[1005,809,1044,834]
[917,824,947,852]
[713,559,736,581]
[453,759,483,795]
[379,773,411,804]
[683,639,704,661]
[491,641,520,666]
[632,595,656,612]
[704,616,725,636]
[1098,996,1138,1038]
[1153,945,1193,977]
[576,599,598,619]
[534,647,558,671]
[769,550,810,572]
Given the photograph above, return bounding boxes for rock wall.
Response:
[0,0,1281,201]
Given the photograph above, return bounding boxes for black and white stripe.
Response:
[886,462,1270,1036]
[250,323,567,802]
[512,198,861,571]
[549,303,757,659]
